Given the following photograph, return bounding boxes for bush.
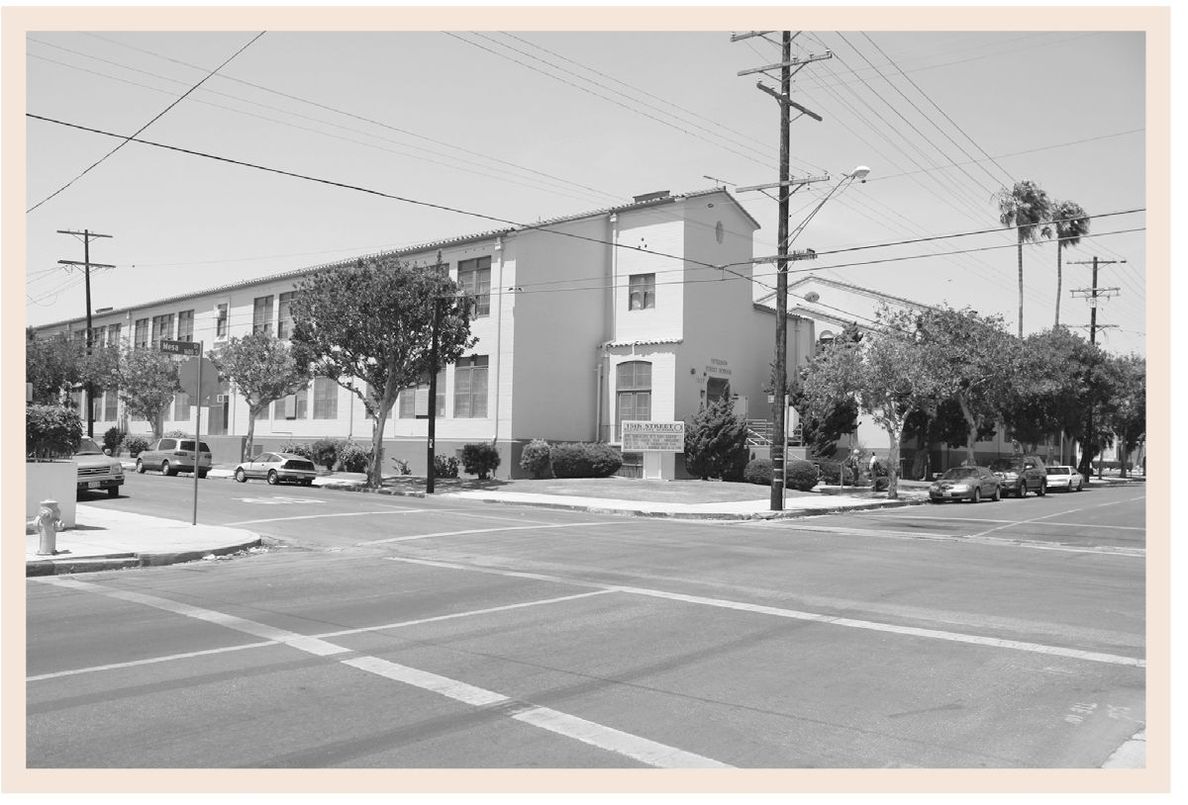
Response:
[816,459,842,484]
[124,434,151,457]
[311,438,340,471]
[164,429,189,438]
[390,457,412,475]
[461,442,501,480]
[279,441,314,461]
[434,453,459,478]
[102,427,125,455]
[26,404,82,460]
[743,458,773,485]
[551,443,622,478]
[337,441,372,473]
[786,458,819,492]
[520,439,553,479]
[683,393,749,481]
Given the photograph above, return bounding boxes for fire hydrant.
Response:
[35,499,64,556]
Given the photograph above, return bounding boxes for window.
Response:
[91,389,103,423]
[107,323,121,348]
[398,370,446,419]
[253,295,274,335]
[216,303,228,338]
[177,309,194,341]
[453,356,489,418]
[174,392,190,422]
[616,360,652,440]
[458,257,491,317]
[312,377,338,419]
[277,292,294,339]
[134,318,149,349]
[628,274,655,310]
[150,313,174,348]
[91,325,105,347]
[104,387,119,421]
[275,385,308,420]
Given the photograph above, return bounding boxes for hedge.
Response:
[551,442,622,478]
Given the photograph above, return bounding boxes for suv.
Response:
[74,437,125,498]
[135,437,213,478]
[989,456,1048,498]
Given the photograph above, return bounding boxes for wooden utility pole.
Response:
[426,251,445,494]
[1069,256,1124,479]
[57,229,113,438]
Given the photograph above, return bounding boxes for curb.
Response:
[441,495,926,520]
[26,537,264,576]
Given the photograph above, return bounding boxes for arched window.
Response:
[616,361,652,440]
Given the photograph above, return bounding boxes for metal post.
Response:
[192,341,203,525]
[427,254,444,493]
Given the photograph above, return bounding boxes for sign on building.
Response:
[621,421,685,452]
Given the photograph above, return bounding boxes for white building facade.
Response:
[36,188,817,479]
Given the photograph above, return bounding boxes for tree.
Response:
[684,388,750,481]
[91,346,181,438]
[290,255,474,488]
[996,179,1051,337]
[1099,353,1145,478]
[800,306,951,499]
[791,323,861,458]
[26,329,86,405]
[211,332,310,461]
[1049,200,1090,327]
[914,306,1015,464]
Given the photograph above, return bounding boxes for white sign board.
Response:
[621,421,685,452]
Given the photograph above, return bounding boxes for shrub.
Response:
[461,442,501,480]
[164,429,189,438]
[102,427,125,455]
[743,458,773,485]
[683,393,749,481]
[390,457,412,475]
[279,441,314,461]
[519,439,552,479]
[786,458,819,492]
[26,404,82,460]
[311,438,340,471]
[816,459,843,485]
[551,443,622,478]
[434,453,459,478]
[124,434,151,457]
[337,441,372,473]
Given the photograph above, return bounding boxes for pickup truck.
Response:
[74,437,125,497]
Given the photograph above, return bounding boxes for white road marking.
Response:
[969,498,1141,540]
[357,520,623,545]
[26,590,612,682]
[29,581,719,767]
[389,557,1146,668]
[225,508,457,526]
[233,496,325,506]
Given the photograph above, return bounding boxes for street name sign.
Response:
[160,339,201,356]
[621,421,685,452]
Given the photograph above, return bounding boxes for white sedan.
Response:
[234,452,318,485]
[1045,465,1085,492]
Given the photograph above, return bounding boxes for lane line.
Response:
[969,497,1145,540]
[26,640,278,682]
[357,520,622,545]
[29,579,722,767]
[225,508,461,526]
[389,557,1145,668]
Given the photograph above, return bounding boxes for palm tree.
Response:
[996,180,1052,338]
[1049,199,1091,327]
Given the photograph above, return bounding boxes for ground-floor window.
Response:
[312,377,338,419]
[174,392,190,422]
[454,356,488,418]
[399,370,446,418]
[275,386,308,420]
[104,387,119,421]
[615,360,652,440]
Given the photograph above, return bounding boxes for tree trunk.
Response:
[957,396,978,465]
[883,422,902,500]
[1054,243,1063,327]
[1017,237,1025,338]
[368,398,396,489]
[244,403,259,462]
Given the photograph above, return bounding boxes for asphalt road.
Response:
[29,473,1146,769]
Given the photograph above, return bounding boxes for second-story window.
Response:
[134,318,149,349]
[216,303,228,338]
[277,292,294,339]
[177,310,194,341]
[458,256,491,317]
[253,295,274,335]
[107,323,121,348]
[150,313,174,349]
[628,273,655,310]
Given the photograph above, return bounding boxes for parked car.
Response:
[989,456,1048,497]
[929,466,1001,503]
[135,437,213,477]
[234,452,318,485]
[74,437,124,498]
[1045,464,1085,492]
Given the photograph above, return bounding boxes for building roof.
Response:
[35,187,758,331]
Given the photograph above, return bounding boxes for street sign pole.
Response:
[192,341,204,526]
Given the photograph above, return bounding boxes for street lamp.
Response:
[768,165,871,511]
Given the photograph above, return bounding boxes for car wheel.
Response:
[992,485,1001,501]
[107,486,120,498]
[198,471,208,479]
[971,487,981,504]
[1037,482,1046,497]
[235,468,247,483]
[302,479,314,486]
[136,459,145,474]
[267,470,279,486]
[161,460,175,476]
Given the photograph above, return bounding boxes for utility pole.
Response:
[734,31,830,510]
[58,229,114,438]
[426,251,444,495]
[1069,256,1124,479]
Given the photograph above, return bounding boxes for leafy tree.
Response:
[290,255,474,488]
[684,389,750,481]
[90,346,181,438]
[26,330,86,405]
[26,404,82,459]
[792,323,862,458]
[1049,200,1090,327]
[1098,353,1145,478]
[914,306,1015,464]
[210,332,310,461]
[996,179,1052,337]
[800,306,951,499]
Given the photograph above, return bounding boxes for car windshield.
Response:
[940,468,978,480]
[1047,467,1072,475]
[989,460,1018,471]
[75,438,103,455]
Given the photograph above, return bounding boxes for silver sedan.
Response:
[233,452,318,486]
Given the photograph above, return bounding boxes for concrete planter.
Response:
[25,460,77,528]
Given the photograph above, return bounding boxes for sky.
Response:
[23,21,1151,357]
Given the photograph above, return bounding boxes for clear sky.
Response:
[24,22,1150,356]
